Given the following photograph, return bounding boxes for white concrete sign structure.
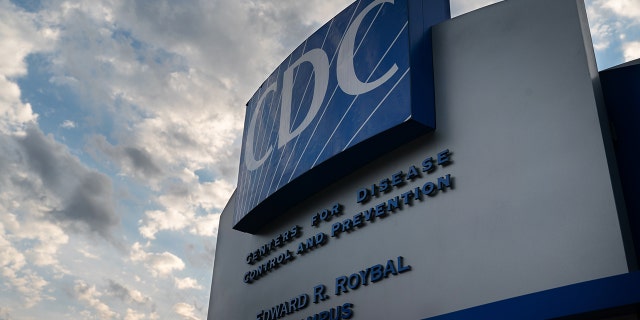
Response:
[208,0,636,319]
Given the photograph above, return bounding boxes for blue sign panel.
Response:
[234,0,450,232]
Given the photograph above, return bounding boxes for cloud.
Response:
[0,0,636,317]
[35,2,244,250]
[623,41,640,61]
[173,302,199,320]
[601,0,640,19]
[106,279,152,305]
[0,75,37,133]
[0,213,69,269]
[174,277,203,290]
[88,135,163,182]
[0,0,49,134]
[41,0,246,184]
[589,0,640,64]
[74,280,118,319]
[15,126,119,242]
[0,307,11,320]
[125,308,158,320]
[138,177,229,239]
[587,3,615,52]
[60,120,76,129]
[0,0,54,76]
[0,222,49,308]
[130,242,185,277]
[124,308,145,320]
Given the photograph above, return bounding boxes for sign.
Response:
[234,0,451,232]
[209,0,633,319]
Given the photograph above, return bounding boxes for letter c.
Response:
[337,0,398,95]
[244,82,277,170]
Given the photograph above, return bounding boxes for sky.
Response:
[0,0,638,319]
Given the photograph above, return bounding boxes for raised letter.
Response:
[348,273,361,290]
[356,188,369,203]
[422,157,434,172]
[407,165,420,180]
[398,256,411,273]
[331,203,342,216]
[375,203,387,218]
[384,259,398,277]
[331,222,342,238]
[379,178,390,192]
[297,242,306,255]
[285,250,294,262]
[438,174,452,190]
[387,196,399,212]
[422,182,436,196]
[315,232,327,245]
[359,269,370,286]
[370,264,384,283]
[390,171,404,187]
[437,149,451,165]
[299,294,310,309]
[290,225,300,238]
[313,285,328,304]
[342,303,354,319]
[335,276,348,295]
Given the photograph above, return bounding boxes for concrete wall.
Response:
[208,0,630,319]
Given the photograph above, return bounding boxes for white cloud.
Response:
[3,269,48,308]
[173,302,200,320]
[74,280,118,319]
[623,41,640,61]
[601,0,640,19]
[174,276,203,290]
[0,212,66,308]
[0,213,69,269]
[0,76,37,133]
[588,0,640,68]
[125,308,159,320]
[138,178,230,239]
[106,279,152,306]
[60,120,76,129]
[0,0,45,133]
[587,5,614,51]
[0,307,11,319]
[127,288,149,305]
[189,213,221,238]
[138,210,190,240]
[0,226,49,308]
[41,1,248,190]
[125,308,146,320]
[130,242,185,277]
[78,248,99,260]
[0,0,54,76]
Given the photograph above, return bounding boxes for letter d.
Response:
[278,48,329,148]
